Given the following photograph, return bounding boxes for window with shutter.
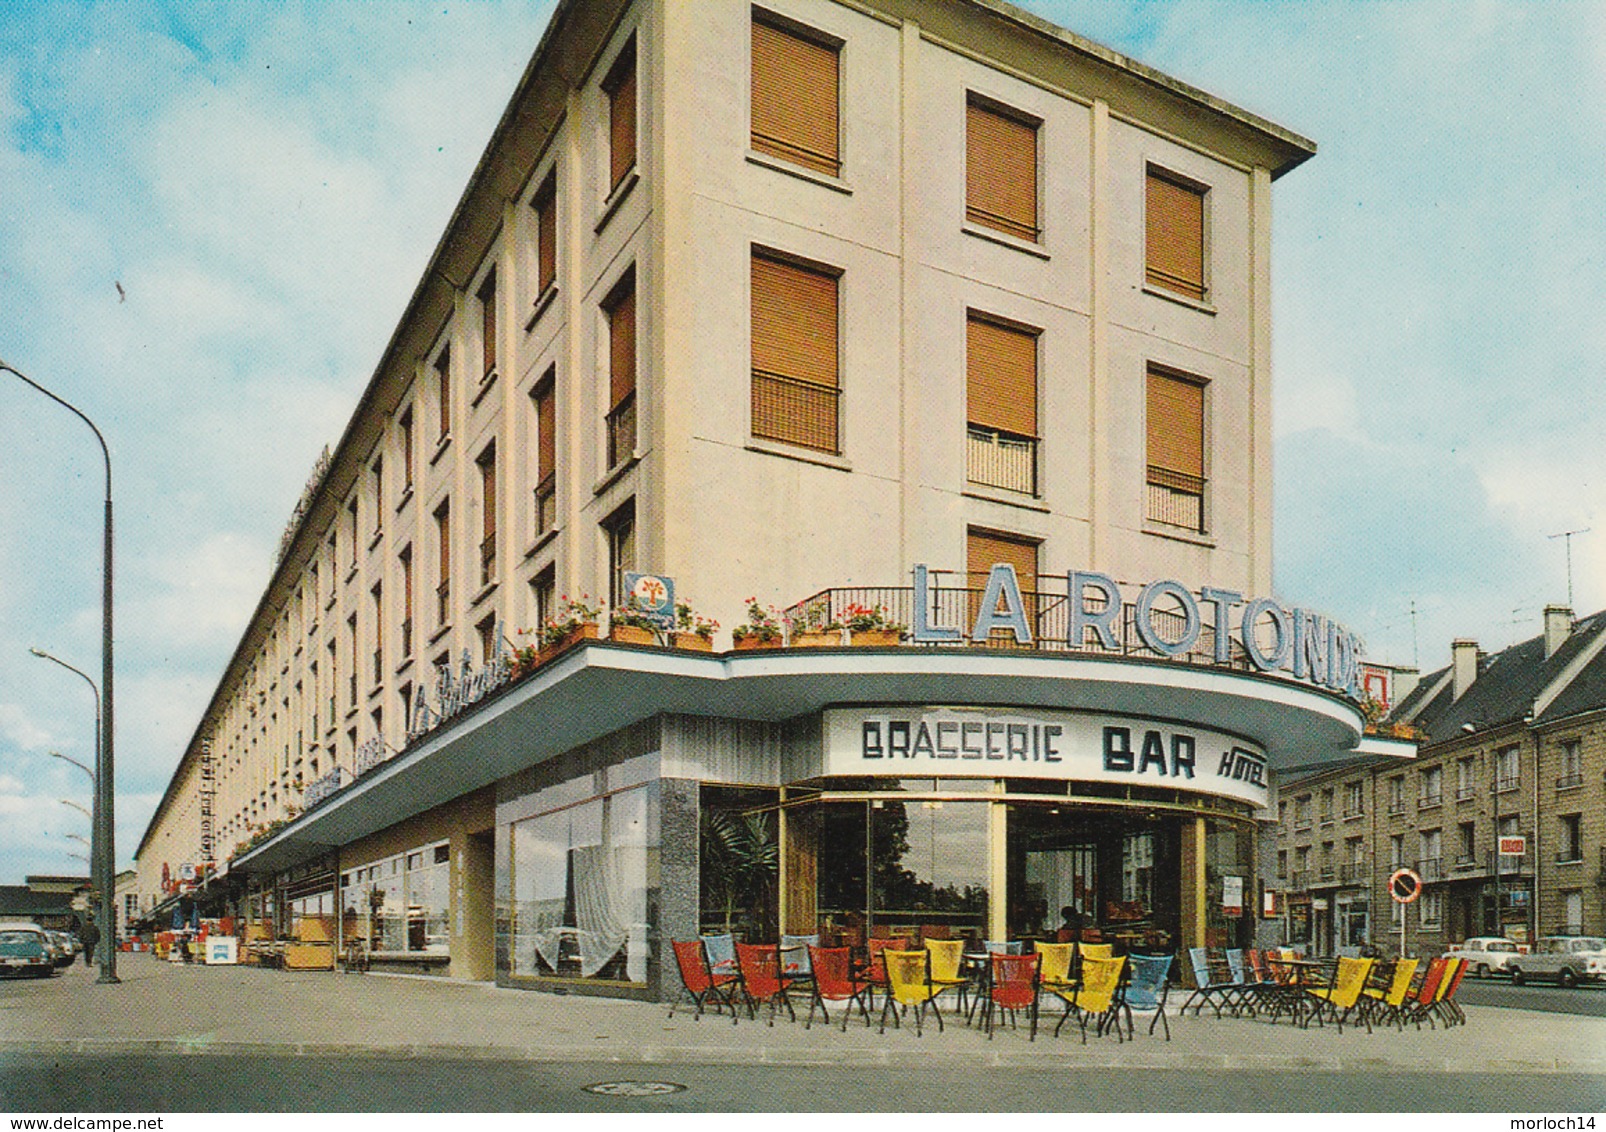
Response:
[751,250,840,453]
[1145,367,1206,532]
[751,13,840,177]
[966,98,1039,243]
[966,528,1040,644]
[604,41,637,194]
[1145,167,1206,300]
[603,273,637,469]
[478,442,497,584]
[966,312,1038,494]
[435,346,451,441]
[532,175,557,299]
[477,269,497,379]
[532,370,556,535]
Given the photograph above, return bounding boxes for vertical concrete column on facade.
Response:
[561,88,587,601]
[498,197,519,628]
[1086,99,1109,568]
[493,817,514,981]
[1531,728,1541,941]
[1179,815,1207,955]
[896,18,920,571]
[657,778,701,1001]
[779,792,820,936]
[447,287,469,661]
[988,788,1007,942]
[1246,165,1274,595]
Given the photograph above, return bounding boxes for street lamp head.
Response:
[29,647,44,657]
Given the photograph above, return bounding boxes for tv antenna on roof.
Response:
[1548,528,1591,609]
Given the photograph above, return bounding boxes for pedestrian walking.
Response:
[79,918,100,967]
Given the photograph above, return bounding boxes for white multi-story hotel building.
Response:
[135,0,1403,998]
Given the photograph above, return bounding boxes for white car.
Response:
[1507,936,1606,988]
[0,922,57,979]
[1443,936,1521,978]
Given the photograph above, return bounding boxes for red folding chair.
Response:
[735,941,798,1026]
[804,945,874,1031]
[669,939,739,1023]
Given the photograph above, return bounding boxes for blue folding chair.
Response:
[701,932,737,978]
[1119,953,1174,1039]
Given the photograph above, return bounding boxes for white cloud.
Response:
[0,704,55,752]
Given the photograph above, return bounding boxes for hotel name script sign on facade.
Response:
[825,708,1269,807]
[910,564,1365,699]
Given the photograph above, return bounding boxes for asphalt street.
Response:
[3,956,1603,1113]
[3,1054,1604,1112]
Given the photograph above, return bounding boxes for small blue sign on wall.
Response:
[623,572,676,627]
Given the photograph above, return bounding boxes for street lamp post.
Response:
[60,798,92,821]
[38,656,106,951]
[6,359,117,984]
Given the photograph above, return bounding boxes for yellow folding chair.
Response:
[879,948,944,1036]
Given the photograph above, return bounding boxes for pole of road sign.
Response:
[1400,897,1407,961]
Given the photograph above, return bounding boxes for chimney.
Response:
[1451,639,1479,700]
[1392,667,1420,705]
[1544,605,1574,659]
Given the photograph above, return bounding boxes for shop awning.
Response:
[234,639,1376,875]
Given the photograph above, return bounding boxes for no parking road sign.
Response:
[1389,867,1422,904]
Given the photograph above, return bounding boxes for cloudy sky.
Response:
[1,1,1600,881]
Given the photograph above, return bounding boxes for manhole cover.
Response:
[583,1081,687,1097]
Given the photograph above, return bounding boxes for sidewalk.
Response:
[6,954,1604,1075]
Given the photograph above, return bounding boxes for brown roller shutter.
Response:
[606,45,637,191]
[966,314,1037,438]
[535,384,555,480]
[1145,170,1205,300]
[1146,369,1204,482]
[966,101,1038,242]
[607,283,636,409]
[478,270,497,377]
[967,529,1039,593]
[751,252,838,452]
[752,19,840,176]
[534,179,556,295]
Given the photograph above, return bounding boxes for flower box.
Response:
[850,628,902,647]
[670,631,714,652]
[791,629,841,648]
[609,623,657,646]
[732,635,777,651]
[540,622,598,662]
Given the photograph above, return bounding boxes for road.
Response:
[2,1054,1603,1112]
[1455,977,1606,1018]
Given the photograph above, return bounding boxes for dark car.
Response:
[0,923,57,979]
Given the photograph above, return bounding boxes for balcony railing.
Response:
[1316,865,1336,884]
[782,577,1280,671]
[606,390,637,470]
[1416,856,1443,881]
[1342,804,1365,819]
[1287,870,1308,891]
[372,648,383,685]
[1557,772,1585,789]
[966,425,1038,495]
[1418,790,1443,809]
[400,617,412,657]
[1145,466,1205,532]
[1495,774,1520,793]
[437,579,451,626]
[752,370,838,454]
[534,472,556,536]
[480,534,496,586]
[1387,799,1406,816]
[1340,861,1369,885]
[1455,785,1479,801]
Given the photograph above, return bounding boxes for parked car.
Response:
[1443,936,1521,978]
[46,931,78,969]
[0,922,57,979]
[1506,936,1606,987]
